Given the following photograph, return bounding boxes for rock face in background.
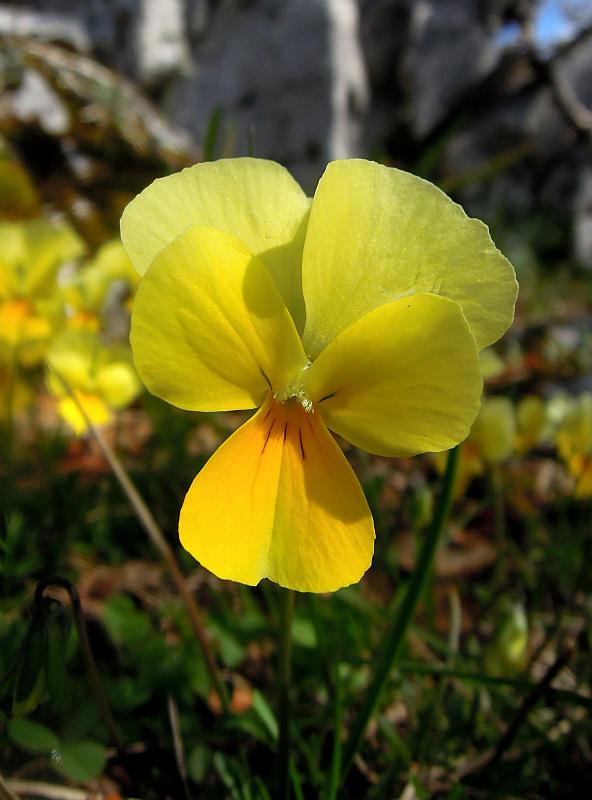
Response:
[2,0,369,188]
[402,0,500,137]
[0,0,591,261]
[164,0,369,188]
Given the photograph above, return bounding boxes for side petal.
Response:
[179,397,374,593]
[130,226,308,412]
[302,159,517,357]
[121,158,311,330]
[303,293,482,457]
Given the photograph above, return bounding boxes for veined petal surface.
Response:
[303,293,482,457]
[121,158,311,330]
[130,226,308,412]
[179,397,374,592]
[302,159,517,357]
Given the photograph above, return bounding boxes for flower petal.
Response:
[130,226,308,412]
[121,158,311,330]
[301,159,517,357]
[303,293,482,457]
[179,396,374,592]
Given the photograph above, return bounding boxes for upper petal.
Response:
[179,396,374,592]
[301,159,517,357]
[303,293,482,457]
[120,158,311,330]
[130,225,308,412]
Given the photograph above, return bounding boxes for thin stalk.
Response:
[325,675,343,800]
[35,578,125,756]
[491,465,506,540]
[397,662,592,710]
[0,773,19,800]
[341,445,460,780]
[470,644,574,782]
[415,588,461,769]
[278,589,295,800]
[48,365,229,713]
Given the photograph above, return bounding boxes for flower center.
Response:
[273,364,313,412]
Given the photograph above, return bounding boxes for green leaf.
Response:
[209,623,245,668]
[187,743,210,783]
[102,595,152,646]
[203,106,222,162]
[52,741,107,782]
[252,690,278,742]
[291,617,316,648]
[13,615,47,713]
[8,718,59,752]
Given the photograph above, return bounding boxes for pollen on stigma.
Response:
[273,361,314,413]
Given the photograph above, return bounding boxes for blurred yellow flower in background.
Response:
[47,329,141,435]
[515,395,549,455]
[62,239,138,330]
[0,219,84,366]
[0,346,31,420]
[556,393,592,498]
[122,157,517,592]
[433,396,515,499]
[471,396,517,466]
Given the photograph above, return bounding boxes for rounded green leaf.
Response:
[8,718,59,753]
[52,741,107,782]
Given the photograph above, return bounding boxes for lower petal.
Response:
[179,397,375,592]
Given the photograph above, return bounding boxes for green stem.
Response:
[278,589,295,800]
[341,445,460,780]
[48,365,230,714]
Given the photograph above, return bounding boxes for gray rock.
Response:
[165,0,369,190]
[402,0,501,137]
[0,5,91,51]
[9,66,70,135]
[575,169,592,268]
[5,0,192,86]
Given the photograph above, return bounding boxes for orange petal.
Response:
[179,397,374,592]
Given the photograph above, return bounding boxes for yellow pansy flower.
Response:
[63,240,139,329]
[556,393,592,498]
[47,329,141,436]
[515,395,548,455]
[0,219,84,365]
[433,396,515,499]
[122,158,517,592]
[470,396,516,466]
